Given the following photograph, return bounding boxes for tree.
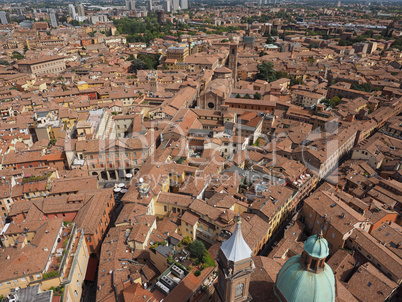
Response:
[201,251,216,268]
[351,83,372,92]
[256,62,277,82]
[259,50,267,57]
[320,99,331,107]
[244,93,251,99]
[137,53,159,70]
[69,20,81,26]
[11,51,24,60]
[129,59,147,73]
[126,54,135,61]
[330,96,341,108]
[266,34,274,44]
[128,53,159,73]
[235,93,241,98]
[290,76,302,86]
[390,37,402,51]
[189,240,206,260]
[275,71,289,80]
[181,235,192,245]
[254,92,262,100]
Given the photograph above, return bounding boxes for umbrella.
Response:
[118,183,125,188]
[121,189,128,193]
[126,173,133,178]
[113,188,121,193]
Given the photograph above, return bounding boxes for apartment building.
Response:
[327,82,370,100]
[17,55,66,75]
[74,138,150,181]
[293,125,358,180]
[303,190,371,253]
[8,189,115,255]
[0,219,88,301]
[291,90,325,107]
[166,46,189,63]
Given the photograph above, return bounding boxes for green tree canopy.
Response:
[256,62,276,82]
[11,51,24,60]
[266,34,275,44]
[129,59,147,73]
[129,54,159,73]
[330,96,342,108]
[189,240,206,260]
[351,83,373,92]
[256,62,290,83]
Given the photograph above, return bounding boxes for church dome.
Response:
[274,233,336,302]
[274,255,336,302]
[303,234,330,259]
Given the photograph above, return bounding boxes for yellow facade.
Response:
[63,232,89,302]
[179,220,198,241]
[127,220,157,250]
[76,82,89,90]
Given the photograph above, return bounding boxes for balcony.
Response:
[196,227,215,244]
[72,157,85,166]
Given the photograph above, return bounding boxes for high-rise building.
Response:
[76,3,85,17]
[148,0,153,12]
[157,10,166,24]
[15,7,23,16]
[90,14,108,25]
[49,10,58,27]
[164,0,171,12]
[126,0,136,10]
[68,4,76,19]
[172,0,180,12]
[180,0,188,10]
[0,11,10,25]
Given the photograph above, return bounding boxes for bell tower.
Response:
[228,43,238,86]
[214,217,254,302]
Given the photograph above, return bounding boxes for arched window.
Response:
[235,283,244,297]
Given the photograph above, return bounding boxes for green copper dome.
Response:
[274,255,336,302]
[274,233,335,302]
[303,234,330,259]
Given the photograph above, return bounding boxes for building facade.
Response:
[18,56,66,75]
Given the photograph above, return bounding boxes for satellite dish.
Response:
[139,177,144,183]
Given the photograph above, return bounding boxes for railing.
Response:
[196,228,215,243]
[59,223,77,279]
